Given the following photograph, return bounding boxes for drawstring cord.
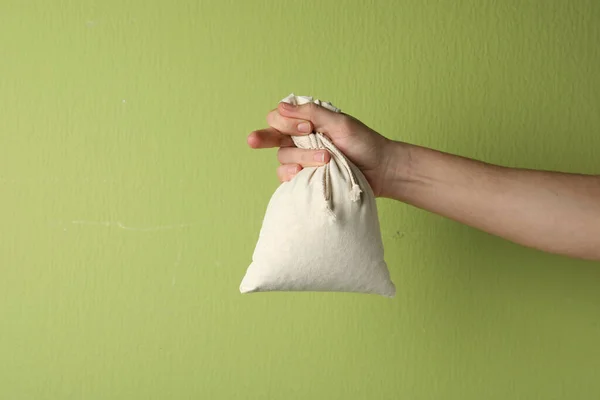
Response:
[318,133,362,203]
[292,133,362,221]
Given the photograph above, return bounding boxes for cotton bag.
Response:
[240,94,395,297]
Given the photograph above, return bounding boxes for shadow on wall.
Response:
[390,209,600,329]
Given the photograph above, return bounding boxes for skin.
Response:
[247,102,600,261]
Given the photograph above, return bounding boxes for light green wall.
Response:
[1,1,599,399]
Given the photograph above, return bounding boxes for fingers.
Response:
[266,109,313,135]
[252,103,339,183]
[277,147,330,167]
[247,127,294,149]
[277,101,344,134]
[276,148,331,182]
[277,164,301,182]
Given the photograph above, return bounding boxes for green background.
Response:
[1,1,599,399]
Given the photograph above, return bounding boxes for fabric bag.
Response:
[240,94,395,297]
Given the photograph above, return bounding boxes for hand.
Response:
[247,102,395,197]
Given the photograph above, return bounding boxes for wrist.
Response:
[379,139,414,200]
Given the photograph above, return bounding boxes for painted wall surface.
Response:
[1,1,599,399]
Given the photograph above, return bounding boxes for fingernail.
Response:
[281,102,296,109]
[297,122,311,133]
[288,165,300,175]
[314,151,326,163]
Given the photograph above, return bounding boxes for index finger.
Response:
[266,109,313,136]
[277,101,344,134]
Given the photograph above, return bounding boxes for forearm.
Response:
[381,141,600,260]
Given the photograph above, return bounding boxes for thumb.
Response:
[278,101,345,135]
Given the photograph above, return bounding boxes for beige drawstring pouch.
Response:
[239,94,395,297]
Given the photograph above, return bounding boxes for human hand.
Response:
[247,102,395,197]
